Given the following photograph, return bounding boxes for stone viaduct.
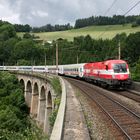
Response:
[16,73,56,134]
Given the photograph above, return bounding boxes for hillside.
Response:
[28,24,140,41]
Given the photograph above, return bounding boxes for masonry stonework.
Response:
[17,74,55,134]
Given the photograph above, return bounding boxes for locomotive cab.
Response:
[110,61,131,87]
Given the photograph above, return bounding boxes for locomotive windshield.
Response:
[113,63,127,73]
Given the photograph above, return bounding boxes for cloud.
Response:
[32,11,48,17]
[2,14,20,24]
[0,0,21,24]
[0,0,140,27]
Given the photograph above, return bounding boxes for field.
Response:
[19,24,140,41]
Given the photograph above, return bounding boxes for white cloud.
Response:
[32,10,48,17]
[2,14,21,24]
[0,0,21,24]
[0,0,140,26]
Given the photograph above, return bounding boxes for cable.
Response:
[97,1,140,38]
[97,0,118,38]
[104,0,118,16]
[123,1,140,16]
[96,0,118,38]
[60,46,79,50]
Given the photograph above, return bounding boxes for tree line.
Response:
[13,22,73,33]
[32,23,73,32]
[9,15,140,33]
[75,15,140,28]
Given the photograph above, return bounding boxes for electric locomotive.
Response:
[83,59,131,88]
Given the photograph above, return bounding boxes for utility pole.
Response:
[56,42,58,74]
[77,54,79,64]
[118,40,121,60]
[45,53,46,66]
[3,62,4,71]
[55,38,63,74]
[45,53,47,79]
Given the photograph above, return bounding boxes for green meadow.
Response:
[18,24,140,41]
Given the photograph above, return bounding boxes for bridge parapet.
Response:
[50,76,66,140]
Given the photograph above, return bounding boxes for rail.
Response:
[66,77,140,140]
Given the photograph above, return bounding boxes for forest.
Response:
[13,23,73,33]
[0,20,140,81]
[75,15,140,28]
[0,72,47,139]
[13,15,140,33]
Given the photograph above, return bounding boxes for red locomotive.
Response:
[83,59,131,87]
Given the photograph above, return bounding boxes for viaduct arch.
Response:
[18,74,55,134]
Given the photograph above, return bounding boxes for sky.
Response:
[0,0,140,27]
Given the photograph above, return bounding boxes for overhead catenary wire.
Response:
[123,1,140,16]
[60,46,80,50]
[104,0,118,16]
[97,0,140,38]
[48,1,140,64]
[97,0,118,38]
[60,49,95,53]
[96,0,118,38]
[58,0,118,58]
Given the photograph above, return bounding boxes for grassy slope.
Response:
[18,24,140,41]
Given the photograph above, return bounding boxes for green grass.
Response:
[18,24,140,41]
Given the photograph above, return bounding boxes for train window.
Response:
[34,68,45,70]
[113,63,127,73]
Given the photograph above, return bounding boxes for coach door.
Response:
[79,67,84,77]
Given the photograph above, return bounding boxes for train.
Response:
[0,59,132,88]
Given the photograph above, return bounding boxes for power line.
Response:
[96,0,118,38]
[97,1,140,38]
[123,1,140,16]
[97,0,118,38]
[61,49,93,53]
[60,46,79,50]
[104,0,118,16]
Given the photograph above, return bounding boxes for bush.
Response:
[131,22,139,27]
[49,109,58,127]
[50,77,62,96]
[132,58,140,81]
[0,72,48,139]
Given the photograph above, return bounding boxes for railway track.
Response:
[65,77,140,140]
[112,90,140,103]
